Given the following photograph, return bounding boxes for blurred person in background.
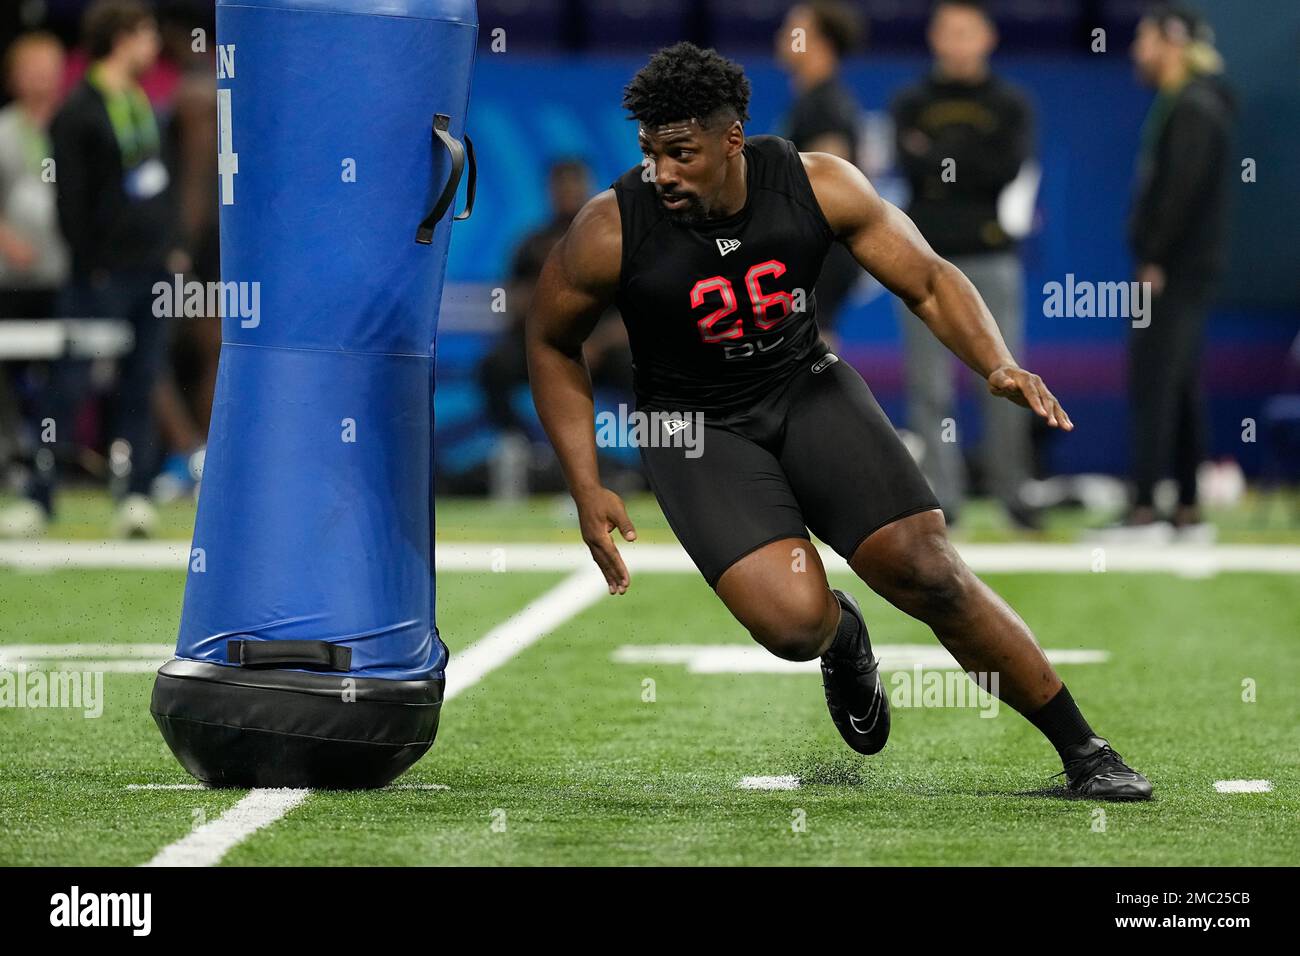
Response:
[150,1,219,502]
[891,0,1038,530]
[0,33,69,474]
[776,0,864,349]
[1110,3,1233,541]
[0,33,67,320]
[0,0,177,538]
[479,158,593,439]
[477,157,632,495]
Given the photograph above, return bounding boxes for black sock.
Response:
[1027,685,1096,758]
[826,593,863,658]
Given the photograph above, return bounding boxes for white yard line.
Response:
[443,566,607,701]
[141,788,310,867]
[738,775,801,791]
[127,783,450,792]
[0,541,190,570]
[135,567,605,867]
[1214,780,1273,793]
[4,540,1299,575]
[0,643,173,673]
[614,643,1107,674]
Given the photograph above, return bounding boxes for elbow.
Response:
[906,256,951,316]
[526,328,582,370]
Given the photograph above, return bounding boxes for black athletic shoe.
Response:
[820,589,889,755]
[1059,736,1153,801]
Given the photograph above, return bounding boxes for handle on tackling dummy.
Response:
[416,112,476,243]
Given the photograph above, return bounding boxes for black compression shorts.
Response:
[639,352,941,587]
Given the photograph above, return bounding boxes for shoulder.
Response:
[552,189,622,290]
[573,188,621,236]
[61,81,101,112]
[53,83,104,133]
[746,133,796,159]
[825,81,861,115]
[753,133,827,199]
[1176,79,1233,126]
[989,76,1031,107]
[800,150,863,193]
[890,80,928,113]
[799,150,881,237]
[612,155,651,193]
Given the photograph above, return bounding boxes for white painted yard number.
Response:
[216,44,238,206]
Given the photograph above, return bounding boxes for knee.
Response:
[746,588,836,662]
[870,532,970,615]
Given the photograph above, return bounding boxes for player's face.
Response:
[639,119,738,225]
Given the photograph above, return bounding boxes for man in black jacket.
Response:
[891,0,1038,530]
[3,0,175,538]
[776,1,865,347]
[1119,3,1233,539]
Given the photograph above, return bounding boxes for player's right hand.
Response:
[576,487,636,595]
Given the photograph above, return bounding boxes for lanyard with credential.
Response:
[87,65,159,169]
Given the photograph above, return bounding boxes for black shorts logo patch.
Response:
[811,353,839,374]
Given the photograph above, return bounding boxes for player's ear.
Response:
[724,120,745,158]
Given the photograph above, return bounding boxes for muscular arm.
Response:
[525,189,638,593]
[803,151,1071,430]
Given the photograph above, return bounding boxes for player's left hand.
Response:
[987,366,1073,430]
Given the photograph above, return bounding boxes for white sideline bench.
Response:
[0,319,135,360]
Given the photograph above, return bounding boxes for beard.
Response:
[657,189,707,225]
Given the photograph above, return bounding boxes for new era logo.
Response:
[662,418,693,437]
[811,353,839,374]
[716,238,741,256]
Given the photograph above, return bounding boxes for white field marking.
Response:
[443,566,608,701]
[141,788,310,867]
[135,567,602,867]
[0,540,189,570]
[4,540,1300,575]
[126,782,449,792]
[612,643,1108,675]
[0,643,173,673]
[739,775,801,791]
[128,782,449,793]
[1214,780,1273,794]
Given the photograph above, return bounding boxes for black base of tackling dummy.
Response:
[151,659,443,789]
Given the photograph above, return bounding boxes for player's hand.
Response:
[987,366,1073,431]
[575,486,636,595]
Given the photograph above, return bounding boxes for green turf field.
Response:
[1,513,1297,865]
[4,486,1300,543]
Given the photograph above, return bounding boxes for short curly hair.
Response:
[623,42,751,130]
